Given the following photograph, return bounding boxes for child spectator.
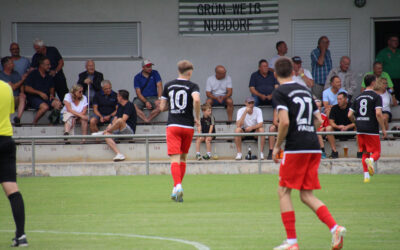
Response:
[195,104,215,160]
[315,98,329,159]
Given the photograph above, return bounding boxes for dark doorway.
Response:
[374,20,400,57]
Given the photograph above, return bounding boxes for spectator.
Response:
[268,41,288,71]
[195,104,215,160]
[89,80,118,133]
[324,56,357,101]
[249,59,279,106]
[326,92,355,158]
[234,97,265,160]
[376,35,400,101]
[311,36,332,100]
[0,57,27,126]
[322,76,347,117]
[267,108,278,160]
[133,59,162,123]
[61,84,88,142]
[77,59,104,104]
[292,56,314,89]
[92,90,137,162]
[361,61,394,92]
[24,56,62,125]
[205,65,234,123]
[0,43,30,76]
[374,78,398,132]
[315,99,329,159]
[31,39,69,102]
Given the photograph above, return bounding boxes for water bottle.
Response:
[246,145,252,160]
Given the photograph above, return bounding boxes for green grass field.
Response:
[1,174,400,249]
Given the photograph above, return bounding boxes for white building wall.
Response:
[0,0,399,103]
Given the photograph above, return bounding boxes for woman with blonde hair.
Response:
[374,78,397,131]
[61,84,88,141]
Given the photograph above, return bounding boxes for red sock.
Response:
[171,162,181,187]
[362,153,369,172]
[316,205,336,230]
[180,162,186,182]
[281,211,296,239]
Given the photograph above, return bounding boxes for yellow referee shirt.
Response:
[0,80,14,136]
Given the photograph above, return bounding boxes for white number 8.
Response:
[359,99,367,116]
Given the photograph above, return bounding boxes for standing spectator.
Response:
[322,76,347,117]
[30,39,68,102]
[376,35,400,101]
[133,59,162,123]
[159,60,201,202]
[234,97,265,160]
[324,56,357,101]
[292,56,314,89]
[205,65,234,123]
[92,90,137,162]
[0,43,30,76]
[61,84,88,140]
[361,62,394,92]
[89,80,118,133]
[0,57,27,126]
[268,41,288,71]
[311,36,332,100]
[374,78,397,131]
[0,80,28,247]
[195,104,216,160]
[24,56,62,125]
[249,59,279,106]
[77,59,104,104]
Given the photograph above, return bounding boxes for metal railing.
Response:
[13,130,400,176]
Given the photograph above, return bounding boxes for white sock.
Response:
[176,184,182,190]
[196,152,200,155]
[330,224,338,234]
[287,238,297,245]
[364,172,370,178]
[172,187,176,194]
[207,152,211,156]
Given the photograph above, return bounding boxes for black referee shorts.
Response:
[0,136,17,183]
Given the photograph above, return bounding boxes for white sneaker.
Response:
[235,153,242,160]
[91,131,104,136]
[365,158,375,176]
[273,240,299,250]
[260,152,264,160]
[113,153,125,161]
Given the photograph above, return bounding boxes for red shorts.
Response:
[357,134,381,154]
[166,126,194,155]
[279,152,321,190]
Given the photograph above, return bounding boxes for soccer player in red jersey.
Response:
[160,60,200,202]
[348,74,387,183]
[271,57,345,250]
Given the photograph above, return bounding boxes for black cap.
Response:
[292,56,302,63]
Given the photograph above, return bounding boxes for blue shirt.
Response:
[0,57,30,76]
[0,71,21,96]
[311,48,332,85]
[249,70,278,95]
[93,90,118,116]
[24,69,55,96]
[322,87,347,106]
[133,70,162,97]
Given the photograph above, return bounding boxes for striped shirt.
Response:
[311,48,332,85]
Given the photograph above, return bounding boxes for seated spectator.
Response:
[205,65,234,123]
[61,84,88,142]
[315,99,330,159]
[0,43,31,76]
[324,56,357,101]
[195,104,216,160]
[374,78,398,132]
[267,108,278,160]
[89,80,118,133]
[361,62,394,93]
[92,90,137,162]
[0,56,27,126]
[24,56,62,125]
[234,97,265,160]
[133,59,162,123]
[292,56,314,89]
[322,76,347,117]
[249,59,279,106]
[326,92,355,158]
[77,59,104,104]
[268,41,288,72]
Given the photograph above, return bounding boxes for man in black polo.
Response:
[30,39,68,101]
[249,59,279,106]
[89,80,118,133]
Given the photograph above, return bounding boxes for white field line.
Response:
[0,229,210,250]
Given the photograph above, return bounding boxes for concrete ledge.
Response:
[16,158,400,177]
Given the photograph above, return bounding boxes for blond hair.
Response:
[177,60,193,75]
[70,84,84,100]
[374,77,387,91]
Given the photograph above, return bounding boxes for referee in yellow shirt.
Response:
[0,80,28,247]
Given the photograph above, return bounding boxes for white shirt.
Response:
[292,69,313,89]
[205,75,232,96]
[61,93,88,113]
[268,55,281,69]
[380,91,392,113]
[236,106,263,128]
